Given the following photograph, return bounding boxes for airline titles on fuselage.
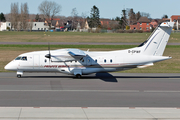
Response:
[44,65,69,68]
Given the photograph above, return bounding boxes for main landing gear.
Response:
[76,74,82,78]
[74,69,82,79]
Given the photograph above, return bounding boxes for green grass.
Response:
[1,31,180,43]
[1,44,180,73]
[0,31,149,43]
[0,44,136,50]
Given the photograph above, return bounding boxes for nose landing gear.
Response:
[17,71,23,78]
[17,74,21,78]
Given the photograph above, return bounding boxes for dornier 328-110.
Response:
[5,22,174,78]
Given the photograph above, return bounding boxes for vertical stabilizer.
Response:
[139,22,174,56]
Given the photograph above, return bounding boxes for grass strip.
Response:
[0,44,180,49]
[0,44,137,49]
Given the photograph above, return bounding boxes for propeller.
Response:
[45,42,51,62]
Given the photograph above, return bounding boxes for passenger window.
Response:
[87,59,90,63]
[15,56,21,60]
[21,56,27,61]
[104,59,106,63]
[110,59,112,63]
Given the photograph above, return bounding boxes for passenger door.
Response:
[33,55,40,69]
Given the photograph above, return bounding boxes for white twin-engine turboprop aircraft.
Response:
[5,22,174,78]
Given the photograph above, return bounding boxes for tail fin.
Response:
[138,22,174,56]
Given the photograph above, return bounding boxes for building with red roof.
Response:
[130,17,151,32]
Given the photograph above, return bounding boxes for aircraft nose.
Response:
[4,61,17,71]
[4,63,11,70]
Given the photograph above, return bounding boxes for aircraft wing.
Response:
[50,49,86,62]
[68,49,86,57]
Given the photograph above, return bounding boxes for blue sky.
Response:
[1,0,179,19]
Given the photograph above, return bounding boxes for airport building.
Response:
[0,21,49,31]
[0,22,11,31]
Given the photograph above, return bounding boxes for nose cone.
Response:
[4,61,17,71]
[4,63,11,70]
[4,64,8,70]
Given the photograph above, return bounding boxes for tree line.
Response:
[1,0,169,31]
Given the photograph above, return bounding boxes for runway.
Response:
[0,72,180,107]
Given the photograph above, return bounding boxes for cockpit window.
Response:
[15,56,27,61]
[15,56,21,60]
[21,56,27,61]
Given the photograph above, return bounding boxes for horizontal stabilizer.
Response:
[160,22,172,27]
[137,63,154,68]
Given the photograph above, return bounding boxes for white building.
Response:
[0,22,49,31]
[0,22,11,31]
[31,22,49,31]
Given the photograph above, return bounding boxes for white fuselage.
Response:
[4,48,171,76]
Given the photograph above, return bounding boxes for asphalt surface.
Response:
[0,42,180,45]
[0,72,180,107]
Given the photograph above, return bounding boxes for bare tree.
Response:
[128,9,136,25]
[71,8,78,18]
[71,8,78,30]
[136,11,141,21]
[38,0,61,29]
[28,19,33,32]
[81,12,88,29]
[20,3,29,31]
[10,2,19,31]
[109,20,119,29]
[22,3,29,30]
[141,12,150,18]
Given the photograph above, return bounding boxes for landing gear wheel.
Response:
[17,74,21,78]
[76,74,81,78]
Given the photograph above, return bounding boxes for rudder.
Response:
[139,22,174,56]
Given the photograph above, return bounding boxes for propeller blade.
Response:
[48,42,50,55]
[45,42,51,63]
